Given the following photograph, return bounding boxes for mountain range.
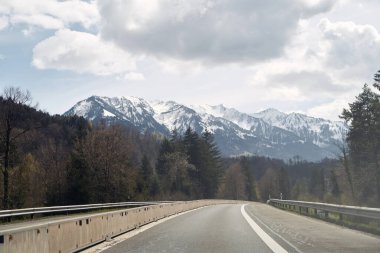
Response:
[64,96,348,161]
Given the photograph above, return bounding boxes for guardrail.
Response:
[0,201,172,220]
[0,199,239,253]
[268,199,380,220]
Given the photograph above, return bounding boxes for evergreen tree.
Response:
[156,138,173,177]
[341,83,380,204]
[183,127,203,196]
[374,70,380,90]
[66,142,92,204]
[200,129,222,198]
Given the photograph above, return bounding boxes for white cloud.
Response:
[0,0,99,30]
[11,14,64,30]
[319,18,380,83]
[307,99,351,121]
[0,15,7,30]
[245,16,380,120]
[97,0,336,64]
[32,29,142,79]
[123,72,145,81]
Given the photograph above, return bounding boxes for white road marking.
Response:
[241,204,288,253]
[246,206,303,253]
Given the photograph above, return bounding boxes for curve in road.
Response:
[93,203,380,253]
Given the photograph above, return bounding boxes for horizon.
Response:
[1,0,380,120]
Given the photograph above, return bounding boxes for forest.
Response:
[0,70,380,209]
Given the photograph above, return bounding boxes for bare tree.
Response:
[0,87,35,209]
[224,163,247,200]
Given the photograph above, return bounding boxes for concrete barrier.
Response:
[0,200,237,253]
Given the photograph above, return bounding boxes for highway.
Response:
[100,203,380,253]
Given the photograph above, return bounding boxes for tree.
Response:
[137,155,153,198]
[329,170,340,198]
[66,141,92,204]
[336,141,355,200]
[0,87,36,209]
[10,153,42,208]
[309,168,325,200]
[341,83,380,205]
[374,70,380,91]
[183,127,203,197]
[278,167,290,200]
[81,125,136,202]
[258,168,278,201]
[240,157,258,201]
[156,138,173,177]
[224,163,247,200]
[200,129,222,198]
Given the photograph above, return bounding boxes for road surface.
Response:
[101,203,380,253]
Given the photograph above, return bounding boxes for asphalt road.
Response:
[101,203,380,253]
[101,204,273,253]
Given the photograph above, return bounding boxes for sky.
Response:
[0,0,380,120]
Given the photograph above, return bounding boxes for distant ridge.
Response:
[64,96,348,161]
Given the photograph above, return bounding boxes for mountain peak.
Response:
[64,95,348,161]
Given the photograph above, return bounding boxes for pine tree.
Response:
[156,138,173,177]
[201,129,222,198]
[341,83,380,204]
[374,70,380,90]
[66,142,92,204]
[183,127,203,197]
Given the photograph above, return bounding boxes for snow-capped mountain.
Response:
[64,96,348,161]
[252,108,347,148]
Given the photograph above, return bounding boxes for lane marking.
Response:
[245,206,303,253]
[241,204,288,253]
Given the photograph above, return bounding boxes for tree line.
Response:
[0,87,223,208]
[1,71,380,209]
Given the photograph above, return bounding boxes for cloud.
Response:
[245,16,380,120]
[123,72,145,81]
[0,15,7,30]
[319,18,380,83]
[11,14,64,30]
[270,71,351,96]
[0,0,99,30]
[307,99,351,121]
[32,29,143,80]
[97,0,336,64]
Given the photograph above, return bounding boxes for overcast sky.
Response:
[0,0,379,120]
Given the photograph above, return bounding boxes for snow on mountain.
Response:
[252,108,348,148]
[64,96,348,161]
[64,96,169,134]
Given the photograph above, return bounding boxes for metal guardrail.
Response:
[269,199,380,220]
[0,201,174,219]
